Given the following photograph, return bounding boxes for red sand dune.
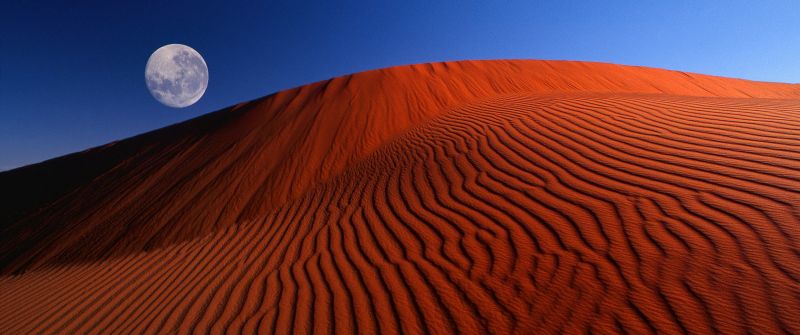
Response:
[1,60,799,334]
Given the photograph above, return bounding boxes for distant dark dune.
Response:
[1,60,799,334]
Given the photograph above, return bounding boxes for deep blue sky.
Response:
[1,1,798,171]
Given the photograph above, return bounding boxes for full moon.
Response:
[145,44,208,108]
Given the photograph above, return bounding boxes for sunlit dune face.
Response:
[2,60,799,334]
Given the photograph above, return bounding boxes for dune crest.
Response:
[1,60,799,334]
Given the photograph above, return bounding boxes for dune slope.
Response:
[1,60,799,334]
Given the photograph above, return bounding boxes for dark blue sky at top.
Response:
[1,1,798,170]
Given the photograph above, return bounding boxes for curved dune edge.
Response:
[1,60,799,334]
[2,60,800,275]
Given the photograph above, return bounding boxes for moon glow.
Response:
[145,44,208,108]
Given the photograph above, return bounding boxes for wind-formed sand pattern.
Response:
[1,60,799,334]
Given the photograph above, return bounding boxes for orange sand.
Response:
[1,60,799,334]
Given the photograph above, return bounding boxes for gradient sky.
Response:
[1,0,798,171]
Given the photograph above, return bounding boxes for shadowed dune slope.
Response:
[1,60,799,334]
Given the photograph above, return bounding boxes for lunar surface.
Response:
[144,44,208,108]
[1,60,799,334]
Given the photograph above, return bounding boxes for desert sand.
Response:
[1,60,798,334]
